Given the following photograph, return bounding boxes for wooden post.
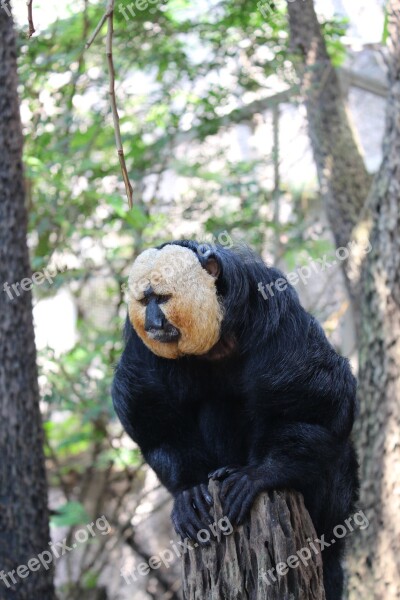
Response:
[182,481,325,600]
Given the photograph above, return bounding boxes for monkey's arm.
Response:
[112,353,213,539]
[210,423,346,525]
[112,361,209,486]
[211,357,357,526]
[143,444,214,541]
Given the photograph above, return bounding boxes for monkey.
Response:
[112,240,359,600]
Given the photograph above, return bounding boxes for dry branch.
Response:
[86,0,134,208]
[27,0,35,38]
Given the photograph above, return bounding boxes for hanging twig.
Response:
[27,0,35,38]
[86,0,134,207]
[106,8,134,207]
[85,8,111,50]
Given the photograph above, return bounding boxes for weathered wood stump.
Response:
[182,481,325,600]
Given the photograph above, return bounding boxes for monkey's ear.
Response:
[204,256,220,279]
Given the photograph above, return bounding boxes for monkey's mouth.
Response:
[146,326,180,343]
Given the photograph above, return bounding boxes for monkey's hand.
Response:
[171,484,214,543]
[209,465,265,526]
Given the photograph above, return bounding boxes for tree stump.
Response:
[182,481,325,600]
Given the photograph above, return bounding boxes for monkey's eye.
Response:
[138,294,171,306]
[155,295,171,304]
[139,297,150,306]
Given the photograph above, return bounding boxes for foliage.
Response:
[16,0,347,596]
[51,501,90,527]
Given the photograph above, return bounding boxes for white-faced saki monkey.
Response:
[112,240,359,600]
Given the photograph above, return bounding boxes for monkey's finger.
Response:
[184,524,199,542]
[173,494,197,539]
[187,509,212,546]
[208,467,226,480]
[183,520,197,542]
[220,473,245,498]
[209,466,240,480]
[185,512,210,545]
[225,487,250,524]
[236,493,258,526]
[176,524,187,539]
[221,475,248,511]
[188,501,209,534]
[171,513,186,539]
[194,487,213,524]
[200,483,213,506]
[220,476,237,498]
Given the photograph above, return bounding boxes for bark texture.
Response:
[0,11,55,600]
[182,482,325,600]
[286,0,400,597]
[347,4,400,598]
[286,0,372,306]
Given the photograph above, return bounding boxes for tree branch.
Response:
[27,0,35,38]
[286,0,373,308]
[86,0,134,208]
[144,88,294,161]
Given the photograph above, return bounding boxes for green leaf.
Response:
[51,501,90,527]
[382,2,389,44]
[82,571,99,590]
[107,196,149,228]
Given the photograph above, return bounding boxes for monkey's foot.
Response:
[210,465,265,526]
[171,484,214,543]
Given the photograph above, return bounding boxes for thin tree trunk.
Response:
[0,11,55,600]
[286,1,400,597]
[286,0,372,308]
[347,3,400,598]
[182,482,325,600]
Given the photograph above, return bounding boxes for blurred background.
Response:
[5,0,398,598]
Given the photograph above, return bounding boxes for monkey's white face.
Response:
[128,245,223,359]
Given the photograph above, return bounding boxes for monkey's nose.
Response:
[144,303,165,331]
[145,318,164,331]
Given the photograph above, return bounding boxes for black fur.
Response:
[112,241,359,600]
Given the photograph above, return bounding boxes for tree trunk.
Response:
[286,0,372,308]
[346,3,400,598]
[182,482,325,600]
[286,1,400,597]
[0,11,55,600]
